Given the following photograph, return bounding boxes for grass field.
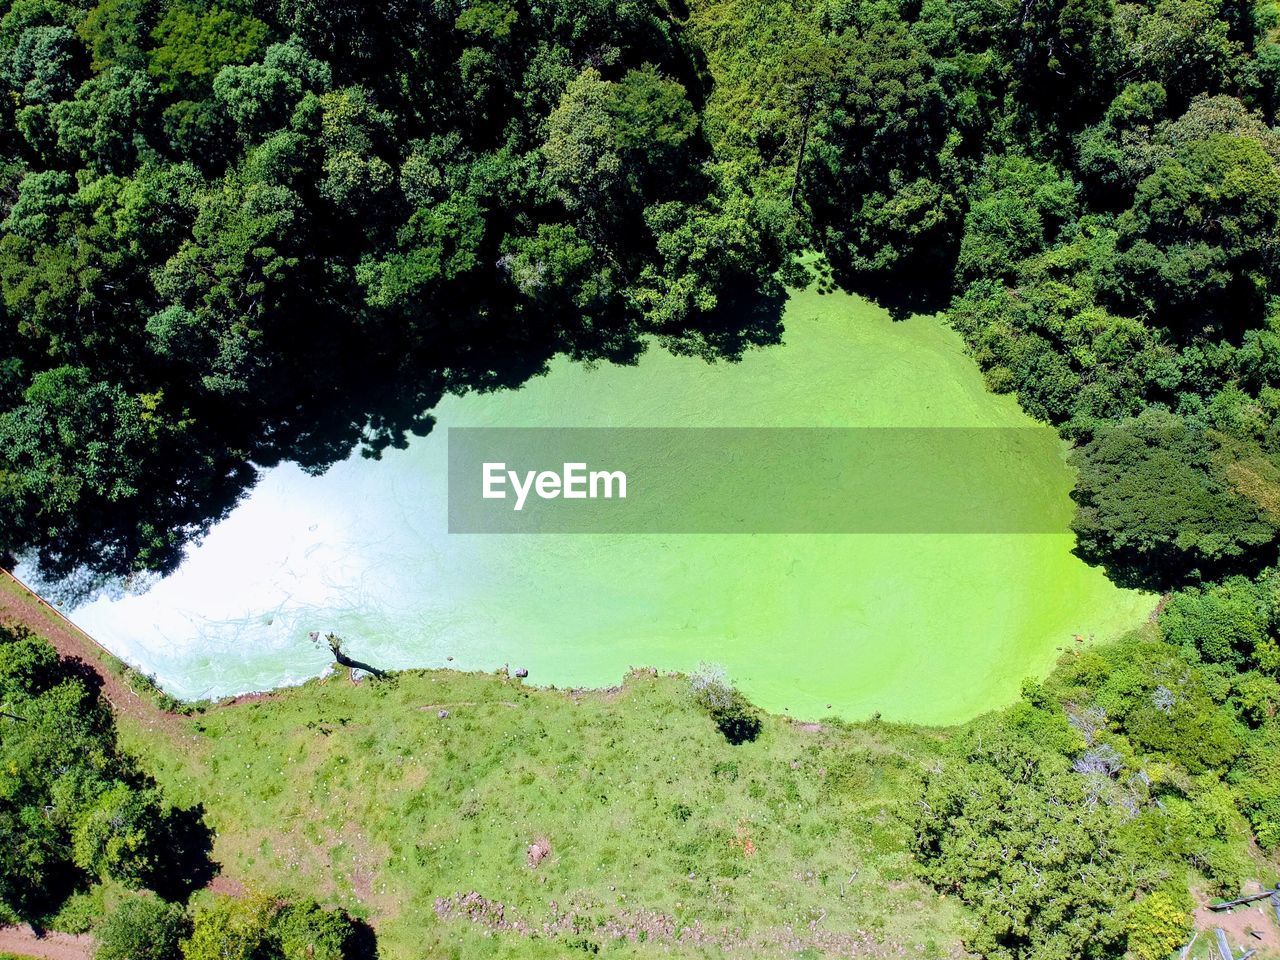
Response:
[119,668,970,959]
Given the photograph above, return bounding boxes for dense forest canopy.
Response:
[1,0,1279,587]
[0,0,796,579]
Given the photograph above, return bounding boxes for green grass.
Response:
[122,669,969,959]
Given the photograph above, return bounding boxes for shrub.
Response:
[182,895,276,960]
[274,899,355,960]
[689,663,762,745]
[182,893,363,960]
[95,894,188,960]
[1230,724,1280,849]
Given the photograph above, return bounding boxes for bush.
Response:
[182,894,364,960]
[1125,887,1193,960]
[689,663,762,745]
[274,899,355,960]
[95,894,188,960]
[182,895,276,960]
[1230,724,1280,849]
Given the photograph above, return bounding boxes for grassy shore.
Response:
[119,668,969,959]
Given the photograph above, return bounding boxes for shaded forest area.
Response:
[0,0,795,581]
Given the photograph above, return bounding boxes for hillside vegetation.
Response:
[124,670,972,959]
[5,611,1280,960]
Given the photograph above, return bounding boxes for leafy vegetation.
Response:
[6,0,1280,956]
[0,622,192,921]
[688,662,762,744]
[915,631,1262,959]
[0,623,368,958]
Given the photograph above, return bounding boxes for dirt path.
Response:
[1194,884,1280,957]
[0,568,184,739]
[0,926,92,960]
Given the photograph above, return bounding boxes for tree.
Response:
[273,900,357,960]
[956,154,1079,281]
[774,39,840,204]
[50,66,157,172]
[541,64,697,230]
[1114,0,1239,108]
[0,368,179,575]
[3,24,84,106]
[145,1,269,97]
[212,38,330,140]
[1160,573,1279,672]
[913,708,1139,960]
[1106,133,1280,332]
[803,19,956,280]
[1076,82,1167,205]
[0,625,194,921]
[1070,410,1280,587]
[72,781,167,884]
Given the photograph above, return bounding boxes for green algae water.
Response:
[60,288,1153,724]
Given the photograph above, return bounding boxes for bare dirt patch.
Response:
[0,925,92,960]
[1193,884,1280,956]
[433,891,938,958]
[526,837,551,869]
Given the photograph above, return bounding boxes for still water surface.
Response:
[48,289,1152,724]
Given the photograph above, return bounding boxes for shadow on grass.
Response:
[151,803,219,901]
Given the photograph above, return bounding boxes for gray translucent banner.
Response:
[447,427,1073,533]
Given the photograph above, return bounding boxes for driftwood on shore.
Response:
[1209,887,1280,911]
[310,632,386,679]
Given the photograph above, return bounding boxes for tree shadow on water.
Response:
[659,285,787,361]
[20,282,790,589]
[817,244,957,320]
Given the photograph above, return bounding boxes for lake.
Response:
[46,288,1153,724]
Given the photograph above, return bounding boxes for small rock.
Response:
[527,837,551,868]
